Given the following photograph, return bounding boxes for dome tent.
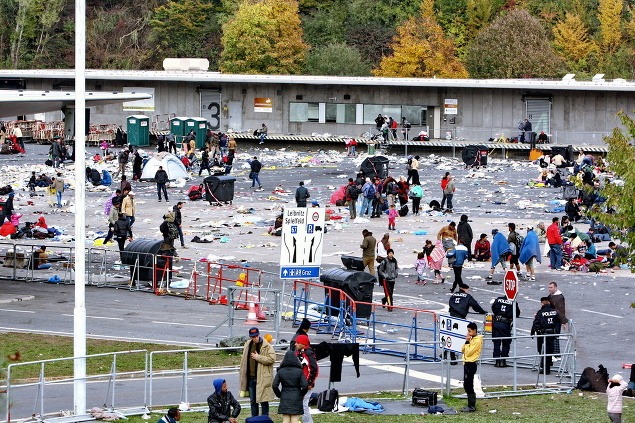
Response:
[140,152,189,181]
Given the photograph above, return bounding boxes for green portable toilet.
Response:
[184,117,208,149]
[126,115,150,146]
[170,117,188,137]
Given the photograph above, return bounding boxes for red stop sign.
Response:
[504,270,519,301]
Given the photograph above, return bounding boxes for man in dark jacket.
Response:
[207,379,240,423]
[154,166,169,202]
[491,295,521,368]
[295,181,310,207]
[446,284,486,362]
[531,297,561,374]
[113,212,132,261]
[457,214,474,261]
[172,202,186,249]
[199,149,212,176]
[249,156,263,190]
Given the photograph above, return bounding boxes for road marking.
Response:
[347,356,463,387]
[580,309,623,318]
[62,314,124,321]
[152,321,214,328]
[0,308,35,313]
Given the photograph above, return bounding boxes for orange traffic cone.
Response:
[255,303,267,321]
[245,302,258,324]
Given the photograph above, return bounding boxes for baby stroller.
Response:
[462,145,488,168]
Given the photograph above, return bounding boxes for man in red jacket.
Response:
[546,217,563,271]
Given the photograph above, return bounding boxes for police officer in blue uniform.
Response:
[531,297,561,375]
[491,295,521,367]
[446,284,486,362]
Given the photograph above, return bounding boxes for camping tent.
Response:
[140,152,189,181]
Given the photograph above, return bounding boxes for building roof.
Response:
[0,69,634,92]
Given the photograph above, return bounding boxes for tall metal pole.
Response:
[73,0,87,415]
[512,298,517,391]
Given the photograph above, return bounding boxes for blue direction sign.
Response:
[280,266,320,279]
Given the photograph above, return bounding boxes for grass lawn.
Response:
[0,332,241,380]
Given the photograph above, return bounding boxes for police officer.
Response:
[447,284,486,362]
[531,297,561,375]
[491,295,521,368]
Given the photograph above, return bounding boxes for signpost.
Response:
[279,207,326,279]
[439,314,472,354]
[503,269,520,389]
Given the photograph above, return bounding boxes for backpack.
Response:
[347,185,360,200]
[365,184,376,199]
[515,234,525,250]
[167,223,179,240]
[317,388,339,412]
[387,181,398,195]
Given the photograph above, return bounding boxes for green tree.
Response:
[345,23,395,69]
[373,0,468,78]
[552,13,598,72]
[149,0,217,60]
[220,0,308,74]
[465,9,563,78]
[589,111,635,270]
[304,43,371,76]
[302,6,347,48]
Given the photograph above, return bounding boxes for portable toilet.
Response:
[126,115,150,146]
[169,117,188,138]
[184,117,208,149]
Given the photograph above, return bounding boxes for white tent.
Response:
[140,152,189,181]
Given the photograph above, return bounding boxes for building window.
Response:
[363,104,417,125]
[289,102,319,122]
[402,106,427,126]
[325,103,356,124]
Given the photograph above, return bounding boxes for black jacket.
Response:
[155,169,169,184]
[457,221,473,245]
[531,303,561,335]
[113,217,132,238]
[273,350,308,415]
[250,159,262,173]
[449,291,486,318]
[295,185,310,205]
[172,205,182,226]
[207,389,240,423]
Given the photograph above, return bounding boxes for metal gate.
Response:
[525,98,551,134]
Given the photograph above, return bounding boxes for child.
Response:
[414,251,428,285]
[606,374,627,423]
[387,203,398,230]
[207,378,241,423]
[429,240,446,284]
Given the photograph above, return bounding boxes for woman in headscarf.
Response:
[272,349,308,423]
[429,240,446,284]
[519,226,541,281]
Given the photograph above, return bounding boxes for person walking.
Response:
[121,191,136,227]
[519,226,541,281]
[50,138,63,168]
[117,148,130,179]
[408,183,423,216]
[378,249,398,310]
[443,175,456,213]
[258,123,268,144]
[239,327,276,417]
[531,297,561,375]
[273,349,308,423]
[199,148,212,176]
[486,229,511,282]
[440,172,450,209]
[120,175,131,194]
[345,178,360,220]
[295,181,310,207]
[448,284,486,363]
[132,151,143,181]
[491,295,521,368]
[461,322,483,412]
[173,202,186,249]
[113,212,132,261]
[52,173,64,208]
[294,334,318,423]
[387,204,398,230]
[249,156,263,190]
[228,136,237,156]
[450,239,469,293]
[546,217,563,270]
[155,166,169,202]
[606,374,628,423]
[457,214,474,261]
[207,379,241,423]
[360,229,377,276]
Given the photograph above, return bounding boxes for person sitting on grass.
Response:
[208,378,241,423]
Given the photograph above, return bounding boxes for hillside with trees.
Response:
[0,0,634,79]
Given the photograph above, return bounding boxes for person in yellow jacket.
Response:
[461,322,483,412]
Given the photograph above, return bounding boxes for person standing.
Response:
[258,123,268,144]
[491,295,521,368]
[457,214,474,261]
[207,379,241,423]
[606,374,628,423]
[461,322,483,413]
[50,138,63,168]
[374,114,384,131]
[103,201,120,245]
[224,151,235,175]
[360,229,377,276]
[120,175,132,194]
[486,229,511,281]
[121,191,136,228]
[360,178,374,217]
[531,297,560,375]
[507,222,522,274]
[523,118,533,147]
[273,349,308,423]
[345,178,360,220]
[12,125,24,151]
[199,148,212,176]
[443,175,456,213]
[370,177,383,218]
[408,183,423,216]
[387,204,398,230]
[228,136,237,156]
[448,284,486,363]
[117,148,130,179]
[378,249,398,310]
[546,216,563,270]
[401,117,411,140]
[547,281,568,356]
[166,133,177,155]
[156,407,180,423]
[239,327,276,417]
[52,173,64,208]
[155,165,169,202]
[450,239,469,293]
[113,212,132,261]
[172,202,186,249]
[295,181,310,207]
[132,151,143,181]
[440,172,450,209]
[249,156,263,190]
[410,155,420,185]
[290,318,312,351]
[519,226,541,281]
[294,334,318,423]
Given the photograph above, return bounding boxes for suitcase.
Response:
[412,388,438,406]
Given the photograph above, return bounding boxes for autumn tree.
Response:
[465,9,563,78]
[373,0,468,78]
[597,0,623,55]
[220,0,308,74]
[304,43,371,76]
[588,111,635,271]
[552,13,597,73]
